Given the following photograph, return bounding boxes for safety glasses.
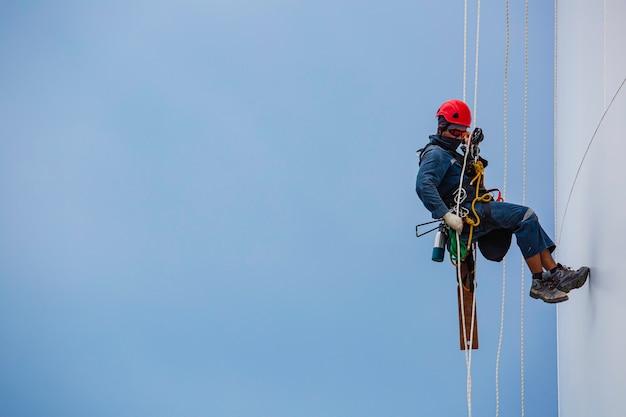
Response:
[448,128,468,138]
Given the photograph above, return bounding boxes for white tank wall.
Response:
[556,1,626,416]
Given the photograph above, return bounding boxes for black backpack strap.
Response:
[416,143,434,165]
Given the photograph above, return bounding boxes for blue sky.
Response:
[0,1,558,416]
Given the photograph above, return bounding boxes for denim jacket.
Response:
[416,135,482,219]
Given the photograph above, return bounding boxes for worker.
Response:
[416,99,589,303]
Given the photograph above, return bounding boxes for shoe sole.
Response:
[558,267,590,293]
[530,292,569,303]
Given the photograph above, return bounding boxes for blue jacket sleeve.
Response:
[416,147,453,219]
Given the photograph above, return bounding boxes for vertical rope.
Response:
[462,2,482,414]
[467,271,477,417]
[454,28,473,401]
[553,0,559,253]
[502,0,510,212]
[458,2,481,416]
[520,1,529,416]
[468,3,481,415]
[495,1,510,416]
[459,3,471,416]
[455,147,473,417]
[553,4,560,416]
[463,0,468,102]
[472,0,481,125]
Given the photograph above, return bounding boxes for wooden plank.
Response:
[457,253,479,350]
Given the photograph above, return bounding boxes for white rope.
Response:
[455,145,474,417]
[553,5,561,417]
[495,1,510,415]
[457,2,481,416]
[460,1,483,414]
[502,0,510,206]
[468,264,477,413]
[452,124,479,417]
[553,0,559,251]
[472,0,481,126]
[469,2,482,386]
[520,1,529,416]
[463,0,468,102]
[458,3,470,416]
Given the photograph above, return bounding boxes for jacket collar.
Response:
[429,134,462,152]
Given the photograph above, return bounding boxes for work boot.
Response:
[553,264,590,293]
[530,273,569,303]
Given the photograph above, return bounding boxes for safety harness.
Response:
[418,132,505,263]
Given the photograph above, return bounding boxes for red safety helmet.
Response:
[436,99,472,128]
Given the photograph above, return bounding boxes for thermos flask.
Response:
[432,225,447,262]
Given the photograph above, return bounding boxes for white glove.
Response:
[443,212,464,234]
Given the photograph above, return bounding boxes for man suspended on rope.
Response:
[416,99,590,303]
